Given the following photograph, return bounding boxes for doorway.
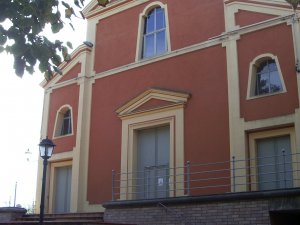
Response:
[53,165,72,213]
[257,135,293,190]
[136,126,170,199]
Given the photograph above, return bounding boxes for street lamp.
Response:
[38,137,55,225]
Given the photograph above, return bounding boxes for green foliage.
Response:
[285,0,300,10]
[0,0,108,80]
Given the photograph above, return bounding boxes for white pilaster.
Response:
[35,89,52,213]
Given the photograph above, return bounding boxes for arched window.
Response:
[247,54,286,99]
[136,2,170,61]
[54,106,73,137]
[255,59,282,95]
[142,7,167,58]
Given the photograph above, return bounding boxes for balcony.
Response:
[111,151,300,201]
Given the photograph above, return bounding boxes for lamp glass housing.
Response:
[39,137,55,159]
[39,146,54,158]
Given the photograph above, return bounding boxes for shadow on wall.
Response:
[270,211,300,225]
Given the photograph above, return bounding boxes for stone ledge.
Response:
[103,188,300,209]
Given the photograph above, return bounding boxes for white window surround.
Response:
[53,104,74,139]
[246,53,287,100]
[135,1,171,61]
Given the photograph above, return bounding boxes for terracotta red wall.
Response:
[235,10,277,27]
[88,46,230,203]
[94,0,225,73]
[168,0,225,50]
[57,63,81,83]
[47,84,79,153]
[238,24,299,121]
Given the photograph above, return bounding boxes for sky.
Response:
[0,2,90,209]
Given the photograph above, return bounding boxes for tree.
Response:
[0,0,298,80]
[0,0,108,80]
[286,0,300,11]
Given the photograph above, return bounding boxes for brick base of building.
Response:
[103,189,300,225]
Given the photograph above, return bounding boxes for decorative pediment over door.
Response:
[116,88,190,118]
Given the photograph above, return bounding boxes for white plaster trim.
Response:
[226,1,293,16]
[223,0,296,31]
[42,46,91,89]
[49,151,74,162]
[83,0,149,20]
[224,0,288,5]
[119,107,185,200]
[116,88,190,116]
[35,91,51,213]
[244,114,294,131]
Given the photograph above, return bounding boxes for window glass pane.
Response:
[142,7,167,59]
[257,138,277,190]
[256,73,270,95]
[144,34,155,58]
[61,119,69,135]
[65,110,70,117]
[254,58,283,96]
[145,10,155,33]
[156,31,166,55]
[268,60,277,72]
[68,117,72,134]
[60,110,71,135]
[270,71,282,93]
[156,8,165,30]
[257,136,293,190]
[257,61,269,74]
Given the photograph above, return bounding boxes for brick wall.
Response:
[104,189,300,225]
[104,199,271,225]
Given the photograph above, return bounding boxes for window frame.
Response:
[135,1,171,61]
[53,105,74,138]
[246,54,287,100]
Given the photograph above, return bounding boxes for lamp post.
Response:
[38,137,55,225]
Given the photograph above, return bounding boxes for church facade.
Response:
[36,0,300,214]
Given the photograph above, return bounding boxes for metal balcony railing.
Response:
[111,151,300,201]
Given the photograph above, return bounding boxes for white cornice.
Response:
[116,88,190,117]
[225,0,290,7]
[83,0,144,20]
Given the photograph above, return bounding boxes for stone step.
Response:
[0,222,133,225]
[0,220,108,224]
[17,212,104,221]
[0,220,134,225]
[0,211,135,225]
